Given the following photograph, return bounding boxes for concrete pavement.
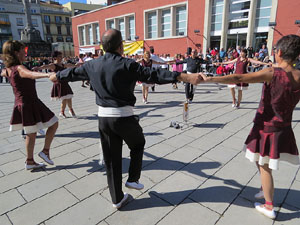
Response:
[0,79,299,225]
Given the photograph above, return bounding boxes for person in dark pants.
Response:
[50,29,202,209]
[177,49,203,102]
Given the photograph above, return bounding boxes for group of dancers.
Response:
[1,33,300,220]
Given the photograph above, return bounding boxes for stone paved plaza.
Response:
[0,79,299,225]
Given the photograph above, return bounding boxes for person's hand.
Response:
[49,73,57,82]
[1,68,7,77]
[186,73,203,85]
[32,67,39,71]
[199,73,209,82]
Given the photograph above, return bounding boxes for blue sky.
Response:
[58,0,87,4]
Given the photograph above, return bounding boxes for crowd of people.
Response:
[1,31,300,220]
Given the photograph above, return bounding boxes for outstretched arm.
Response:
[249,58,271,66]
[18,65,55,79]
[199,67,274,84]
[221,58,237,65]
[33,63,55,71]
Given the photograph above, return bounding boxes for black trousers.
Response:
[185,83,195,100]
[98,116,145,204]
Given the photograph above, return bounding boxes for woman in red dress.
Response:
[221,49,269,108]
[34,51,79,118]
[199,35,300,219]
[1,41,59,170]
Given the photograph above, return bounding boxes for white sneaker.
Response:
[254,202,276,219]
[254,190,264,199]
[232,104,236,108]
[38,151,54,165]
[68,110,77,118]
[112,192,129,209]
[59,112,67,118]
[25,162,45,170]
[125,181,144,190]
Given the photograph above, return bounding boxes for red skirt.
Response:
[244,124,299,170]
[51,81,73,100]
[10,99,58,134]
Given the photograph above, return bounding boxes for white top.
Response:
[98,105,134,117]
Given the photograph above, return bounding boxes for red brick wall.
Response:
[272,0,300,46]
[71,0,206,56]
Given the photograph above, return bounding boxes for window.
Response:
[128,16,135,40]
[57,26,61,35]
[94,23,100,43]
[66,37,73,42]
[66,26,71,35]
[228,0,250,30]
[44,15,50,23]
[255,0,272,28]
[79,26,85,46]
[161,9,171,37]
[147,11,157,39]
[46,25,51,34]
[66,17,70,23]
[145,4,187,39]
[46,37,53,43]
[57,37,64,42]
[16,18,23,26]
[175,6,187,36]
[0,8,5,11]
[79,22,100,46]
[0,14,9,24]
[118,18,125,40]
[18,29,23,38]
[107,20,115,29]
[55,16,62,23]
[31,9,37,14]
[87,24,93,45]
[32,19,38,27]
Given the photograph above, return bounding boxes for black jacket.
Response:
[56,52,180,107]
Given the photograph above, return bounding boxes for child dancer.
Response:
[34,51,78,118]
[1,41,58,170]
[220,49,270,108]
[199,35,300,219]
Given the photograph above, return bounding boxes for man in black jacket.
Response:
[50,29,201,209]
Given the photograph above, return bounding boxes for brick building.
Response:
[71,0,300,56]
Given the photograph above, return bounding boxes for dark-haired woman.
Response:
[199,35,300,219]
[1,40,58,170]
[220,49,270,108]
[34,51,79,118]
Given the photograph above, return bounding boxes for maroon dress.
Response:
[141,59,154,87]
[8,66,58,134]
[235,57,249,89]
[51,64,73,100]
[244,68,300,170]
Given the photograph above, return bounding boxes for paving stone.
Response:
[150,171,201,205]
[65,172,108,200]
[284,180,300,209]
[45,194,114,225]
[179,156,222,181]
[7,188,78,225]
[216,197,273,225]
[189,179,242,215]
[202,145,239,164]
[157,198,220,225]
[0,189,26,215]
[274,204,300,224]
[0,150,25,166]
[0,169,47,193]
[17,170,77,202]
[0,215,11,225]
[105,192,173,225]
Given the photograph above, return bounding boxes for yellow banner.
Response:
[99,40,144,55]
[123,40,144,55]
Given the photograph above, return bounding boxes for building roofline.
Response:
[71,0,134,19]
